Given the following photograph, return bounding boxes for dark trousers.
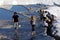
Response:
[32,25,35,31]
[46,25,52,36]
[47,27,52,36]
[54,36,60,40]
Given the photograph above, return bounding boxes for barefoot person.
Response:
[30,16,36,40]
[43,18,48,35]
[30,16,36,36]
[12,12,20,40]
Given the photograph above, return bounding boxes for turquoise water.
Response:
[0,5,54,40]
[0,5,39,20]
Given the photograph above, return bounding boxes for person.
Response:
[43,17,48,35]
[43,11,52,36]
[12,12,19,29]
[46,13,55,36]
[45,12,57,37]
[43,11,48,20]
[39,9,44,21]
[30,16,36,36]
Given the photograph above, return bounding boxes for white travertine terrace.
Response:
[0,0,60,16]
[0,0,60,5]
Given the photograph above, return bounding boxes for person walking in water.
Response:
[12,12,19,29]
[30,16,36,36]
[12,12,20,40]
[43,17,48,35]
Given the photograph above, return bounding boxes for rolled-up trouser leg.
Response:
[13,22,19,29]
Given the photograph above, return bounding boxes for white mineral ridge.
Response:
[0,0,60,5]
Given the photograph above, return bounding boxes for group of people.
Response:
[12,10,58,40]
[40,10,55,36]
[12,12,36,36]
[39,9,60,40]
